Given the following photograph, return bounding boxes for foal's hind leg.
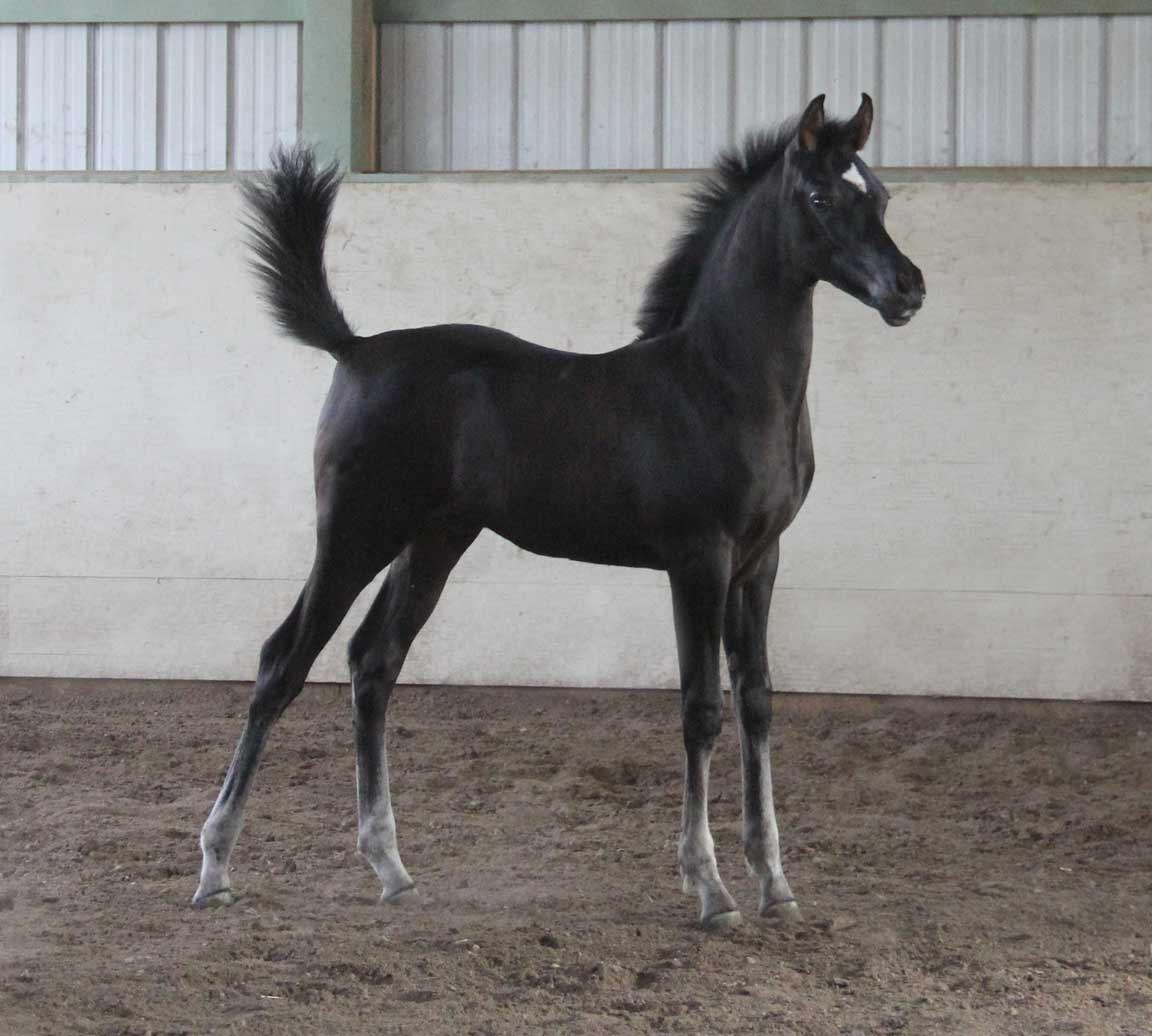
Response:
[669,547,741,929]
[193,552,381,907]
[348,528,478,902]
[724,543,800,923]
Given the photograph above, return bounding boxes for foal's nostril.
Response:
[893,266,925,309]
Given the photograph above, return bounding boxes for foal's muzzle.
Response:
[879,262,926,327]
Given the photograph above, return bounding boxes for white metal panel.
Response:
[663,21,732,169]
[378,24,450,172]
[402,24,450,172]
[450,23,514,170]
[1032,17,1101,166]
[1106,15,1152,166]
[957,17,1028,165]
[733,20,805,143]
[371,14,1152,172]
[377,23,405,171]
[809,18,879,162]
[25,24,88,171]
[162,23,227,171]
[518,23,586,170]
[880,18,952,167]
[232,22,298,171]
[94,24,157,171]
[589,21,657,169]
[0,26,16,170]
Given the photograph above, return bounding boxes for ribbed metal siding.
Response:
[732,20,805,143]
[451,24,515,170]
[232,23,298,171]
[956,18,1028,165]
[163,24,228,171]
[25,25,88,171]
[1032,17,1102,166]
[519,23,586,170]
[663,21,732,169]
[588,22,657,169]
[1107,15,1152,165]
[0,26,16,169]
[810,19,879,162]
[377,24,449,172]
[1,22,298,172]
[377,14,1152,172]
[880,19,952,167]
[95,24,158,171]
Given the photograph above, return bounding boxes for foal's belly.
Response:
[482,498,673,570]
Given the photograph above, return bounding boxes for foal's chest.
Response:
[734,402,815,567]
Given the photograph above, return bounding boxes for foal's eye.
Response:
[809,192,832,211]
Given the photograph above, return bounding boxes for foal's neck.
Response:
[683,176,814,417]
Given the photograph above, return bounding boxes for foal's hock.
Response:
[194,93,925,929]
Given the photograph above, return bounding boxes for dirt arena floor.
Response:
[1,680,1150,1036]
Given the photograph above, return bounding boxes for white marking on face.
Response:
[842,160,868,193]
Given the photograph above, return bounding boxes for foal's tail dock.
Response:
[241,145,355,360]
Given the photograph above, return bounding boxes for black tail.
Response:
[241,144,355,359]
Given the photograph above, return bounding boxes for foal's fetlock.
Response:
[677,845,707,894]
[682,865,741,928]
[679,855,740,928]
[192,862,236,908]
[372,857,415,903]
[194,828,239,908]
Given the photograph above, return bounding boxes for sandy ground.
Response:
[0,679,1150,1036]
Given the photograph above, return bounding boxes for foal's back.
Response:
[319,322,735,568]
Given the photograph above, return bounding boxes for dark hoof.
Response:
[701,909,742,931]
[192,888,237,909]
[380,882,417,905]
[760,899,802,925]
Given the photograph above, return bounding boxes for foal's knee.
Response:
[737,682,774,742]
[682,696,724,750]
[246,632,299,724]
[348,638,404,719]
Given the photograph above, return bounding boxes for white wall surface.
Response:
[1,177,1150,700]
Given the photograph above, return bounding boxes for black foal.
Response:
[194,94,924,928]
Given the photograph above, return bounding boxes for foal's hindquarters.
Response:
[195,355,480,908]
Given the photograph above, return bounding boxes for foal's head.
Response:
[783,93,925,326]
[636,94,926,340]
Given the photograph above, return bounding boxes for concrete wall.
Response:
[1,175,1150,699]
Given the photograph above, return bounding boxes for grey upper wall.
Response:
[2,15,1150,172]
[0,22,299,172]
[378,15,1152,171]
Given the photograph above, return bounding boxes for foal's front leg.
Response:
[724,543,800,922]
[669,549,740,929]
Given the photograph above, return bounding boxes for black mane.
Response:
[636,115,851,340]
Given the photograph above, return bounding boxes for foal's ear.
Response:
[797,94,826,152]
[847,92,874,152]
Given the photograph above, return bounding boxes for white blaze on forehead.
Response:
[842,160,868,193]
